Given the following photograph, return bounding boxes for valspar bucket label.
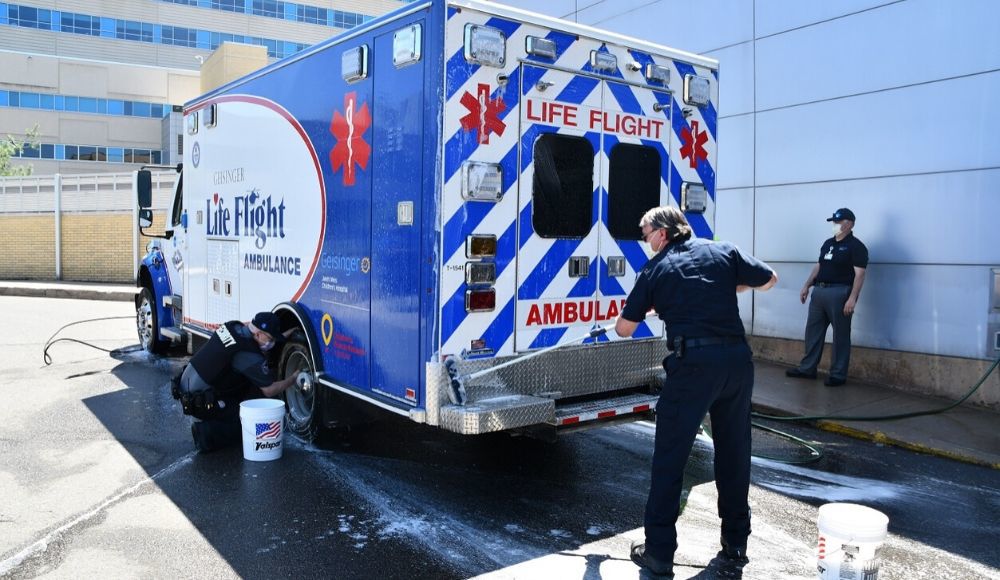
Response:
[239,399,286,461]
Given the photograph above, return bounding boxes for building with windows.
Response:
[0,0,404,174]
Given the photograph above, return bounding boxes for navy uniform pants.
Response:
[644,340,754,562]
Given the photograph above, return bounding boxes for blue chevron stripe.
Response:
[673,61,718,139]
[567,258,597,297]
[632,322,655,339]
[443,66,522,184]
[442,142,519,261]
[477,296,516,356]
[517,238,583,300]
[441,219,517,346]
[554,73,601,105]
[670,98,716,196]
[529,327,569,349]
[669,162,713,238]
[445,17,522,101]
[598,257,628,297]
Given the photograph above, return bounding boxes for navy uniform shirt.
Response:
[815,232,868,285]
[621,238,773,342]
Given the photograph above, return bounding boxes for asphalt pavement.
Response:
[3,279,996,471]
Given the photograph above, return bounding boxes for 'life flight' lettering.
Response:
[525,98,665,140]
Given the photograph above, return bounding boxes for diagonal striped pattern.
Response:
[440,5,717,359]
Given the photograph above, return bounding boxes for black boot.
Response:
[712,539,749,578]
[630,542,674,578]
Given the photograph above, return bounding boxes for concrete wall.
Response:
[496,0,1000,404]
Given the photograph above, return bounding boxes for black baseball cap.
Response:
[251,312,281,337]
[826,208,856,222]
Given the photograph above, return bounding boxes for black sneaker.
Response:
[785,368,817,379]
[712,543,749,578]
[630,542,674,578]
[824,376,846,386]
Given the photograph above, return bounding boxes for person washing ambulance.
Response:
[172,311,296,452]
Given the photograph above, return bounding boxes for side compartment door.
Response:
[515,66,601,351]
[597,81,671,340]
[370,22,425,404]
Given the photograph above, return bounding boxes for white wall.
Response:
[496,0,1000,359]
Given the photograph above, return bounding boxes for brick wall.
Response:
[61,213,135,282]
[0,215,57,280]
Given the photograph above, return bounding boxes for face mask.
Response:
[260,339,275,352]
[832,223,842,236]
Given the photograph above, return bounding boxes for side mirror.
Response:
[137,170,152,208]
[139,208,153,228]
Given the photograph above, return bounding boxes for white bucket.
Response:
[239,398,286,461]
[816,503,889,580]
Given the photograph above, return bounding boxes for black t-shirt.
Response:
[621,238,773,342]
[815,232,869,285]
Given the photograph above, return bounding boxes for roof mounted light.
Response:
[342,45,368,82]
[683,74,711,107]
[645,63,670,85]
[525,36,557,60]
[464,24,506,68]
[590,50,618,73]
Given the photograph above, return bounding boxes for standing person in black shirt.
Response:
[786,208,869,386]
[616,206,777,579]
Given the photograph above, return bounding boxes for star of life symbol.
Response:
[329,92,371,186]
[460,83,506,144]
[679,120,709,169]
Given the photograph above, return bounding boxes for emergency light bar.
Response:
[684,74,711,106]
[464,24,506,67]
[461,161,504,201]
[525,36,557,60]
[590,50,618,72]
[342,45,368,82]
[393,24,422,67]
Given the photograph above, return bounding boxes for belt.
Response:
[669,336,745,351]
[815,282,850,288]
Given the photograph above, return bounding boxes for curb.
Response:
[750,403,998,470]
[0,286,137,302]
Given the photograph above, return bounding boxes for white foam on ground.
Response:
[751,457,904,502]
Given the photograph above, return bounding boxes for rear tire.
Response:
[281,330,321,440]
[136,287,168,354]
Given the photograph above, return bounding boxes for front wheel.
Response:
[281,330,321,440]
[136,287,168,354]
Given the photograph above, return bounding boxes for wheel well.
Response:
[272,302,323,375]
[136,267,153,307]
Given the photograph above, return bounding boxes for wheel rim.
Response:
[137,296,154,349]
[284,349,314,427]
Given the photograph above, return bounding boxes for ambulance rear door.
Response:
[596,79,671,341]
[515,65,601,351]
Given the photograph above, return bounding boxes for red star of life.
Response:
[459,83,506,144]
[679,120,709,169]
[329,91,371,186]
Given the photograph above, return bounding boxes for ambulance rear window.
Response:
[607,143,661,240]
[532,133,594,238]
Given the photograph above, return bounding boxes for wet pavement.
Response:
[2,295,999,579]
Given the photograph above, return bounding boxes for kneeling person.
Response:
[174,311,296,452]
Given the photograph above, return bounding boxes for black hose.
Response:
[42,316,142,365]
[752,354,1000,422]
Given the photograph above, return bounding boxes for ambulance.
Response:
[135,0,720,438]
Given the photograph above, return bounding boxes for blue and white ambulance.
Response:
[135,0,720,438]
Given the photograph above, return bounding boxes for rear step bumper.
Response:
[553,392,658,427]
[438,391,658,435]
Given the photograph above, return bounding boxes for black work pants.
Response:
[644,340,754,562]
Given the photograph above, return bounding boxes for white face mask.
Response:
[832,223,843,236]
[260,339,275,352]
